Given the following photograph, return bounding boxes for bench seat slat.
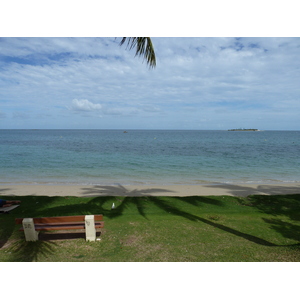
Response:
[15,215,103,225]
[18,222,104,231]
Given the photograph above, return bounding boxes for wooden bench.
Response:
[15,215,104,242]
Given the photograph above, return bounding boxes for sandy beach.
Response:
[1,183,300,197]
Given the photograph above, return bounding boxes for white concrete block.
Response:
[85,215,96,242]
[22,218,38,241]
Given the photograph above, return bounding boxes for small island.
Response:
[228,129,259,131]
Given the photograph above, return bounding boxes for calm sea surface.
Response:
[0,129,300,185]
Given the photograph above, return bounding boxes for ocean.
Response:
[0,129,300,186]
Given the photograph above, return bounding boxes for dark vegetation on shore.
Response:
[1,193,300,262]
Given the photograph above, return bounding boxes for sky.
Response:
[1,36,300,130]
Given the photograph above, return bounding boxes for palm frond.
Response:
[119,37,156,68]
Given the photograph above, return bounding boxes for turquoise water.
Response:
[0,129,300,185]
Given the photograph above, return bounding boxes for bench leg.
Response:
[22,218,39,241]
[85,215,96,242]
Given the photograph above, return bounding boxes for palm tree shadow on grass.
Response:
[238,194,300,245]
[78,184,226,220]
[148,196,279,247]
[38,188,283,247]
[240,194,300,221]
[32,195,150,220]
[88,193,287,247]
[0,216,17,249]
[9,239,57,262]
[262,218,300,244]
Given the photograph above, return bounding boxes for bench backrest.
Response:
[15,215,103,225]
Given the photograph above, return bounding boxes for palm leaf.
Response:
[119,37,156,68]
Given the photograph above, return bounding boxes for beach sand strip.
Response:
[1,183,300,197]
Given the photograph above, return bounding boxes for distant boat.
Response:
[228,129,259,131]
[123,131,128,133]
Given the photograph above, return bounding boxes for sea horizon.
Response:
[1,128,299,131]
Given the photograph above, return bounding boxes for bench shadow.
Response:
[38,231,101,241]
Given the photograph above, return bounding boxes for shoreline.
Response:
[1,183,300,197]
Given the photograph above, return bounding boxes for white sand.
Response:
[1,183,300,197]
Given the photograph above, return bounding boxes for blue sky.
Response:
[1,37,300,130]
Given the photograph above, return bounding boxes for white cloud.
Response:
[1,37,300,129]
[69,99,102,112]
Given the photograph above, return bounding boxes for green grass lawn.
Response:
[1,193,300,262]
